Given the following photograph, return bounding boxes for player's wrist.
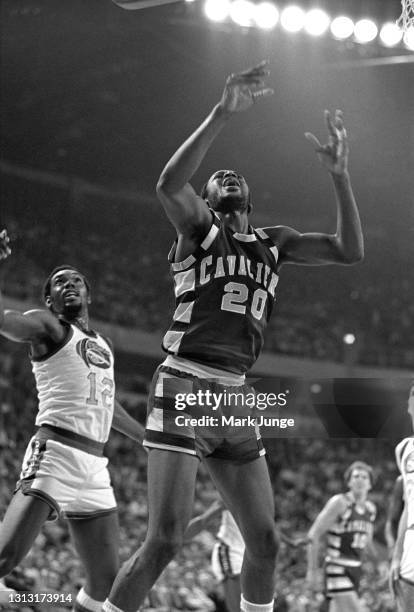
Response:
[213,103,233,121]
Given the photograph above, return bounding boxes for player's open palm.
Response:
[219,61,274,114]
[0,229,11,261]
[305,109,349,175]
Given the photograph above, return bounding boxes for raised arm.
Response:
[266,110,364,266]
[306,494,346,589]
[156,61,273,237]
[0,229,65,346]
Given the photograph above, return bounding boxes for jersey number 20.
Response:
[221,282,267,321]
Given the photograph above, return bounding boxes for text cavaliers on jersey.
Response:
[163,214,280,374]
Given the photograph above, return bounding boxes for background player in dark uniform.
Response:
[104,61,363,612]
[0,230,144,612]
[306,461,376,612]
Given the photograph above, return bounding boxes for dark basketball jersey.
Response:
[326,493,376,567]
[162,213,279,374]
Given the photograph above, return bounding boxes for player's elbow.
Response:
[342,246,364,265]
[156,172,176,198]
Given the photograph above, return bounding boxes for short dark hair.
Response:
[43,265,90,301]
[344,461,374,486]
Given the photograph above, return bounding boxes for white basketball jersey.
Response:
[396,437,414,528]
[32,324,115,443]
[217,510,245,555]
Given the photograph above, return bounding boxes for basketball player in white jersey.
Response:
[186,500,245,612]
[306,461,376,612]
[0,229,144,612]
[389,390,414,611]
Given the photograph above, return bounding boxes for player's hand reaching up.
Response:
[305,109,349,176]
[219,61,274,115]
[0,230,11,262]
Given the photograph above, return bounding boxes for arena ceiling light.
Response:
[379,22,404,46]
[330,15,354,40]
[228,0,255,27]
[204,0,231,22]
[404,26,414,49]
[304,8,330,36]
[354,18,378,43]
[280,5,305,33]
[253,2,279,30]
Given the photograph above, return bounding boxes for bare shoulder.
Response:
[366,500,377,515]
[326,493,348,513]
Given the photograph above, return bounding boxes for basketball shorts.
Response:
[143,364,265,463]
[324,561,361,599]
[400,528,414,584]
[15,425,117,521]
[211,540,244,581]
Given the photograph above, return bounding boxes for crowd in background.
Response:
[0,344,403,611]
[2,175,414,371]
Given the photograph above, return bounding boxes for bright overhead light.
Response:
[354,18,378,43]
[229,0,255,27]
[204,0,230,22]
[404,26,414,50]
[379,22,403,46]
[343,333,356,345]
[330,15,354,40]
[304,8,330,36]
[254,2,279,30]
[280,5,305,33]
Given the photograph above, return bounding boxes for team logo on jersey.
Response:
[405,449,414,473]
[76,338,111,369]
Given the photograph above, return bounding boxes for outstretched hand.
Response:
[219,60,274,115]
[305,109,349,175]
[0,229,11,262]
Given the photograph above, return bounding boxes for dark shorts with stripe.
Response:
[143,365,265,463]
[324,560,362,599]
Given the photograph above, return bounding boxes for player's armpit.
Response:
[264,225,350,266]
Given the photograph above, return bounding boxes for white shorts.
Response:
[400,528,414,584]
[17,431,117,521]
[211,540,244,582]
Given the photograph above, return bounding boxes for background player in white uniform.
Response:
[186,501,246,612]
[390,390,414,611]
[306,461,376,612]
[104,61,363,612]
[0,230,144,612]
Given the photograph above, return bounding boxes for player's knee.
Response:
[246,524,279,563]
[146,521,186,561]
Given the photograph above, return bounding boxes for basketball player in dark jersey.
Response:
[0,230,144,612]
[104,61,363,612]
[306,462,376,612]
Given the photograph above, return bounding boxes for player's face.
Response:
[348,469,371,495]
[205,170,250,213]
[48,269,89,315]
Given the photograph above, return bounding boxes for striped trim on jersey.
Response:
[217,541,237,578]
[163,218,279,357]
[164,215,221,353]
[325,563,359,596]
